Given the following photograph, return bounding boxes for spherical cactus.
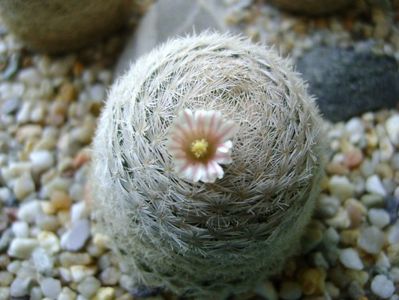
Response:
[0,0,133,53]
[91,33,324,298]
[267,0,352,15]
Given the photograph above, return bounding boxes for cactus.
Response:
[267,0,352,15]
[91,33,324,298]
[0,0,133,53]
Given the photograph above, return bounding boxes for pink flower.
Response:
[167,109,238,183]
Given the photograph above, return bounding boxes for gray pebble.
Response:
[77,276,101,298]
[40,277,61,299]
[10,277,32,297]
[32,247,54,275]
[358,226,385,254]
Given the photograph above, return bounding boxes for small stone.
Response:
[358,226,385,254]
[368,208,390,228]
[38,231,60,254]
[58,287,77,300]
[7,238,38,259]
[77,276,101,298]
[40,277,61,299]
[29,150,54,173]
[57,82,76,102]
[70,202,88,222]
[70,265,96,282]
[255,281,278,300]
[360,194,384,207]
[18,200,43,223]
[325,282,340,299]
[0,287,9,300]
[13,172,35,200]
[100,267,120,285]
[343,148,363,169]
[50,190,72,211]
[32,247,54,274]
[345,198,366,227]
[279,281,302,300]
[371,274,395,299]
[329,176,355,200]
[89,84,106,101]
[387,222,399,245]
[11,221,29,238]
[95,287,115,300]
[386,114,399,146]
[299,268,326,296]
[340,229,359,246]
[10,277,32,297]
[376,252,391,270]
[60,219,90,251]
[339,248,363,270]
[366,175,387,196]
[0,271,13,286]
[30,286,43,300]
[326,208,350,229]
[316,195,340,217]
[59,252,92,267]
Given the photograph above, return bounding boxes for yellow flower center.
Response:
[191,138,209,159]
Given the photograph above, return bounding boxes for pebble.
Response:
[29,150,54,173]
[0,271,13,286]
[7,238,38,259]
[100,267,120,285]
[279,281,302,300]
[366,175,387,196]
[326,208,350,229]
[40,277,61,299]
[17,200,43,223]
[339,248,363,270]
[386,114,399,146]
[371,274,395,299]
[60,219,90,251]
[387,222,399,245]
[255,281,278,300]
[11,221,29,238]
[10,277,32,297]
[70,265,96,282]
[58,287,77,300]
[77,276,101,298]
[50,190,72,211]
[299,268,326,296]
[38,231,60,254]
[70,201,88,222]
[59,252,92,267]
[368,208,390,228]
[95,287,115,300]
[0,287,9,300]
[329,176,355,200]
[358,226,385,254]
[32,247,54,274]
[13,172,35,201]
[30,286,43,300]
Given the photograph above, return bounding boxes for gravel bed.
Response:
[0,1,398,299]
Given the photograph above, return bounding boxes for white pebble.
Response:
[32,247,54,274]
[58,287,77,300]
[38,231,60,254]
[345,117,364,144]
[77,276,101,298]
[18,68,42,86]
[10,277,32,297]
[0,287,9,300]
[339,248,363,270]
[0,187,12,204]
[30,286,42,300]
[70,202,88,222]
[376,252,391,270]
[366,175,387,196]
[7,238,38,259]
[329,176,354,200]
[388,222,399,245]
[13,172,35,201]
[371,274,395,299]
[11,221,29,238]
[60,219,90,251]
[368,208,390,228]
[386,114,399,145]
[70,265,95,282]
[17,200,43,223]
[390,267,399,283]
[89,84,106,101]
[358,226,385,254]
[40,277,61,299]
[29,150,54,173]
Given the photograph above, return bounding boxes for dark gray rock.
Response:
[297,47,399,122]
[115,0,231,77]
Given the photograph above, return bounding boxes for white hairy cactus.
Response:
[91,33,324,298]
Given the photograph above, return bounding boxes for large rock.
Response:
[115,0,230,77]
[297,47,399,122]
[266,0,352,15]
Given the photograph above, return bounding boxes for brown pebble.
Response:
[50,190,72,211]
[344,148,363,169]
[73,61,84,77]
[73,149,91,169]
[48,99,68,126]
[345,199,366,228]
[326,162,349,175]
[299,268,326,296]
[340,229,360,246]
[57,82,76,102]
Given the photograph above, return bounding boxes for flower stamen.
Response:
[191,138,209,159]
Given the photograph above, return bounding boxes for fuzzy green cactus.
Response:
[267,0,352,15]
[0,0,133,53]
[91,33,324,298]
